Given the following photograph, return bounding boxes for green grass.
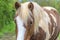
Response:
[0,21,15,36]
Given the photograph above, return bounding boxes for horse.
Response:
[14,2,60,40]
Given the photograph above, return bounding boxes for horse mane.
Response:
[31,2,51,34]
[15,2,51,34]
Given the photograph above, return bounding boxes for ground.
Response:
[0,34,16,40]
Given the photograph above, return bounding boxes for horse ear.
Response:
[15,2,21,9]
[28,2,34,11]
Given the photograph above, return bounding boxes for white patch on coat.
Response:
[50,14,57,24]
[15,16,26,40]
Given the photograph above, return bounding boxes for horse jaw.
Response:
[15,16,26,40]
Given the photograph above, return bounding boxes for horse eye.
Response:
[30,21,32,24]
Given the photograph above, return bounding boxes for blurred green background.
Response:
[0,0,60,40]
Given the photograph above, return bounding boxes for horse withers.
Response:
[14,2,60,40]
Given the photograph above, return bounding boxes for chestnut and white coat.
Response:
[14,2,60,40]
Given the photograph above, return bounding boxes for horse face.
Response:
[15,2,34,40]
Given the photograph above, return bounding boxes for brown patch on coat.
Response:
[30,27,46,40]
[59,16,60,32]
